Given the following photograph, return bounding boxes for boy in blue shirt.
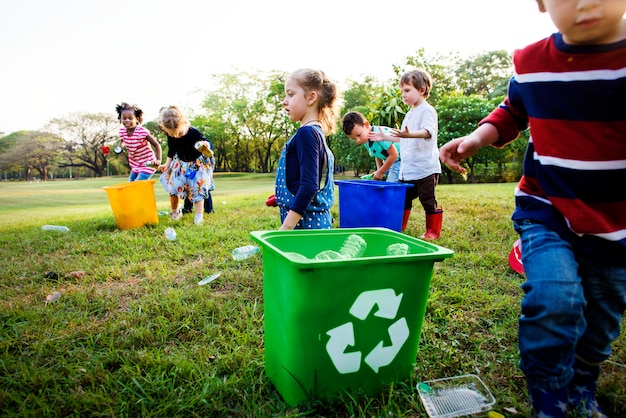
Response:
[342,111,400,182]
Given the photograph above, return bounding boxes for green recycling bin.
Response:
[250,228,453,406]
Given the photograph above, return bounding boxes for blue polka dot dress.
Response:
[275,125,334,229]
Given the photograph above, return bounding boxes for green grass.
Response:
[0,175,624,417]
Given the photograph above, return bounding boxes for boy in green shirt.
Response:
[342,111,400,182]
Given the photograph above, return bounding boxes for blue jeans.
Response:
[385,160,401,182]
[129,171,153,182]
[514,219,626,390]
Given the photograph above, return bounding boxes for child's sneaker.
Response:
[194,214,204,225]
[170,209,182,221]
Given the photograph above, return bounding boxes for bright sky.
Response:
[0,0,557,134]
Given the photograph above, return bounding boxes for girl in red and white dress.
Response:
[115,102,162,182]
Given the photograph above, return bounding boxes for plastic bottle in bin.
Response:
[232,245,260,261]
[314,250,345,260]
[339,234,367,258]
[386,243,409,255]
[315,234,366,260]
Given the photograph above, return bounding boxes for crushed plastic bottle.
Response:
[339,234,367,258]
[386,243,409,255]
[314,250,345,260]
[232,245,260,261]
[164,228,177,241]
[360,173,387,181]
[314,234,367,260]
[198,272,221,286]
[42,225,70,232]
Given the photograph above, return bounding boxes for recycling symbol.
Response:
[325,289,409,374]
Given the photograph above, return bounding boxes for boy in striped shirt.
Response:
[440,1,626,416]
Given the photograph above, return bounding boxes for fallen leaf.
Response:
[67,270,85,279]
[46,291,62,303]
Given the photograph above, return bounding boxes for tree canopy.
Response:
[0,49,523,182]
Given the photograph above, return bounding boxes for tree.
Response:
[394,48,460,105]
[0,131,64,180]
[200,70,290,173]
[437,94,505,183]
[46,113,119,177]
[455,50,512,98]
[337,78,389,176]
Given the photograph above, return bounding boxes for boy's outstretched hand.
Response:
[439,136,475,174]
[367,129,387,142]
[390,126,411,138]
[440,124,500,174]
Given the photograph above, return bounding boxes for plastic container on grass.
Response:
[417,374,496,418]
[335,180,413,232]
[250,227,453,406]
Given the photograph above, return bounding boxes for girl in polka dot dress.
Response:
[275,68,339,230]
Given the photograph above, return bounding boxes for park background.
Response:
[2,1,625,416]
[1,175,625,417]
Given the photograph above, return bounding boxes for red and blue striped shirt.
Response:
[481,32,626,261]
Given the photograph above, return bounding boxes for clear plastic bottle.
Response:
[164,227,176,241]
[386,242,409,256]
[314,250,345,260]
[339,234,367,258]
[42,225,70,232]
[232,245,260,261]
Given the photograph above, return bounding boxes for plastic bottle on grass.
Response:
[232,245,260,261]
[164,228,176,241]
[42,225,70,232]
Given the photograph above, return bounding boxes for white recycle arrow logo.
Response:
[325,289,410,374]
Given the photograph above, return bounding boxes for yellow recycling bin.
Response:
[102,180,158,229]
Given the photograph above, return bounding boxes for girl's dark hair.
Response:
[115,102,144,124]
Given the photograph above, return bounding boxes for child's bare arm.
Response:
[439,123,499,173]
[146,133,162,163]
[391,126,431,140]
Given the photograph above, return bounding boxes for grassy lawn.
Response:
[0,174,624,417]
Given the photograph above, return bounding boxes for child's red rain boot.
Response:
[401,210,411,231]
[421,209,443,240]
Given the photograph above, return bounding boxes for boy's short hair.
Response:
[400,68,433,98]
[342,111,367,136]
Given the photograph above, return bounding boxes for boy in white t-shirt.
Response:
[371,69,442,238]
